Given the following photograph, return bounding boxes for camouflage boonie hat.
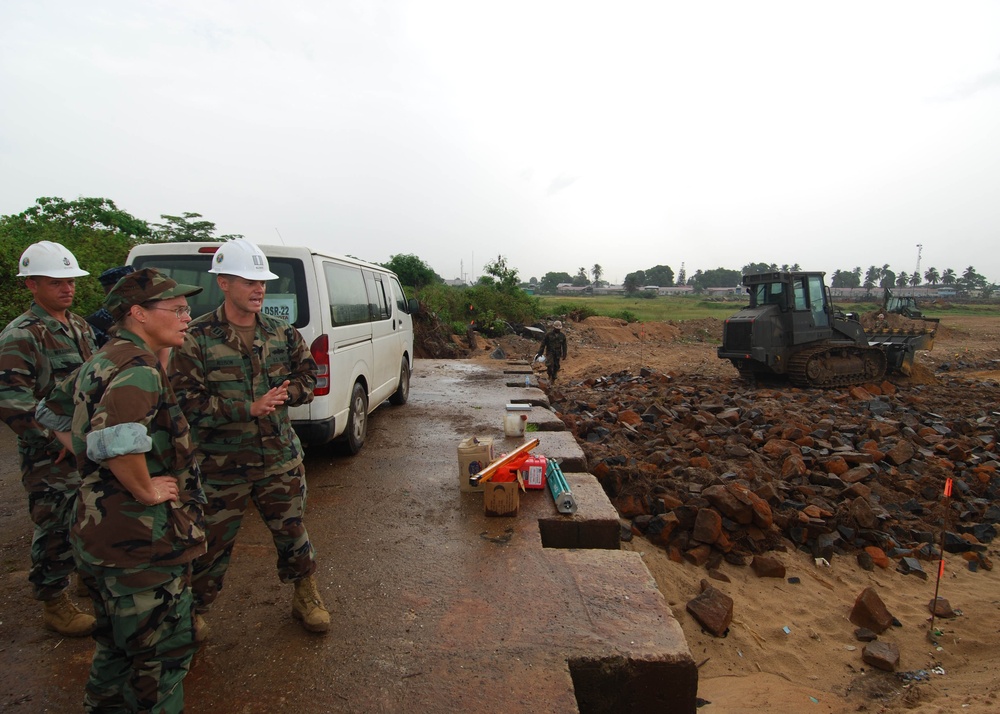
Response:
[105,268,203,321]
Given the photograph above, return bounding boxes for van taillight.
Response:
[310,334,330,396]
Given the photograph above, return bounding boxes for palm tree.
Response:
[962,266,982,288]
[896,271,909,288]
[909,272,921,288]
[863,265,881,290]
[592,264,603,286]
[941,268,956,286]
[924,267,939,285]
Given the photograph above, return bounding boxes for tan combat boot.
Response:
[43,592,95,637]
[292,576,330,633]
[193,613,209,643]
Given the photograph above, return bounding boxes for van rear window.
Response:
[129,254,309,328]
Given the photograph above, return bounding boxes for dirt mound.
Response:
[577,316,681,345]
[894,361,938,386]
[673,317,723,342]
[858,310,938,332]
[413,308,470,358]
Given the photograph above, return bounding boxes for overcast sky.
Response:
[2,1,999,285]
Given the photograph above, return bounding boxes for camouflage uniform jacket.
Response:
[537,330,568,359]
[38,329,206,572]
[170,305,317,482]
[0,302,96,490]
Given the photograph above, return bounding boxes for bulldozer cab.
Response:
[745,272,831,341]
[882,287,925,319]
[749,281,786,307]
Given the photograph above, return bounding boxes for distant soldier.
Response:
[170,239,330,639]
[536,320,568,382]
[39,267,207,712]
[85,265,135,346]
[0,241,96,636]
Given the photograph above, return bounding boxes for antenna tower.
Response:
[914,244,923,294]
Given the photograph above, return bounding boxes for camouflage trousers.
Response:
[193,464,316,611]
[545,354,562,381]
[78,562,197,714]
[26,486,77,601]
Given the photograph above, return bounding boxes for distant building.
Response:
[704,286,742,296]
[655,286,694,296]
[593,284,626,295]
[826,286,947,300]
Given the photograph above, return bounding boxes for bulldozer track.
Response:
[787,342,887,388]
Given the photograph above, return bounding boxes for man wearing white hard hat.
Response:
[535,319,568,383]
[170,239,331,639]
[0,241,97,636]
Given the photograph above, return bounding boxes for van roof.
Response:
[127,241,394,274]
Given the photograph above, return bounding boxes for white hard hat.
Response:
[17,241,89,278]
[553,320,563,329]
[207,239,278,280]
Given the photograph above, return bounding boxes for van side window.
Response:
[364,270,391,321]
[390,276,408,314]
[130,253,308,328]
[325,262,370,326]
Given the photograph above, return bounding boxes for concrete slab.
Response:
[524,472,623,550]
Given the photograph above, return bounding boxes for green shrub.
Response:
[611,310,638,323]
[545,302,597,320]
[416,283,543,335]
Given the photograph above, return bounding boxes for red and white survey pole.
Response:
[928,477,953,642]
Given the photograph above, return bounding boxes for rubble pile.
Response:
[550,369,1000,572]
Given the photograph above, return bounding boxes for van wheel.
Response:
[389,358,410,406]
[341,382,368,455]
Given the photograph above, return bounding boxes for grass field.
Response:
[534,294,1000,323]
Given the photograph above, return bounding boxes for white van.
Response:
[127,242,418,453]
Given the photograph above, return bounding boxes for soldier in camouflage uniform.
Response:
[0,241,96,636]
[535,320,568,382]
[170,239,330,638]
[38,268,207,712]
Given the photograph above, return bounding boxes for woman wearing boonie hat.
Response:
[37,268,207,712]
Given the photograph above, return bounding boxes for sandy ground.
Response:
[478,314,1000,713]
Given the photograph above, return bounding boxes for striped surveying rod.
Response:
[546,459,577,514]
[928,477,953,643]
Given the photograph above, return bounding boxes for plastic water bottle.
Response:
[525,375,531,387]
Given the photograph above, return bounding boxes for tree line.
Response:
[525,261,996,297]
[1,197,246,325]
[3,195,996,331]
[825,264,992,295]
[0,196,543,334]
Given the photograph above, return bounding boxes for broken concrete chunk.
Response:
[862,640,900,672]
[850,587,894,634]
[686,584,734,637]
